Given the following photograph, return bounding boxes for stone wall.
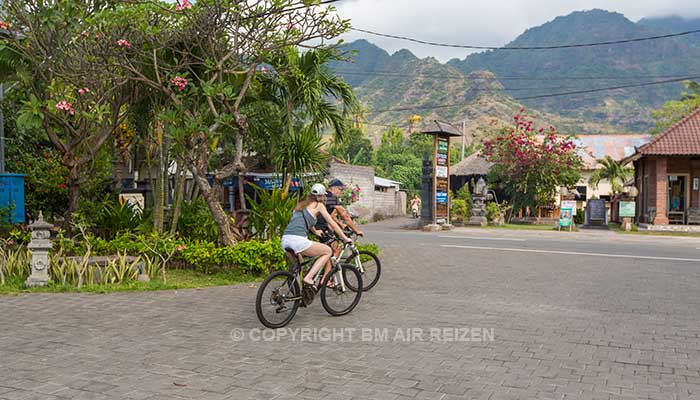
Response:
[328,161,406,220]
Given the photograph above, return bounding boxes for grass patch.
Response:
[0,269,262,296]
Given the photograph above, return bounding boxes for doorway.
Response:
[667,175,689,224]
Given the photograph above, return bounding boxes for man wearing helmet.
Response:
[281,183,352,291]
[315,179,364,245]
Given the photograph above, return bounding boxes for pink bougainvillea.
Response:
[175,0,192,10]
[482,110,582,209]
[78,87,90,95]
[0,21,10,30]
[170,76,188,91]
[116,39,131,48]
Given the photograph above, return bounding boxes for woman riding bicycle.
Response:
[281,183,352,291]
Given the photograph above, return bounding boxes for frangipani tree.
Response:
[93,0,349,245]
[1,1,134,223]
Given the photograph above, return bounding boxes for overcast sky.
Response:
[333,0,700,61]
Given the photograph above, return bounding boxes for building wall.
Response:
[328,161,406,220]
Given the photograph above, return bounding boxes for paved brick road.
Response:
[2,219,700,399]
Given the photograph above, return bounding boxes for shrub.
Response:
[246,186,296,240]
[357,242,380,256]
[486,202,501,223]
[451,199,469,224]
[180,239,286,275]
[177,199,219,242]
[574,208,585,225]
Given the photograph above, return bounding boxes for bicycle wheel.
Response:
[255,270,301,329]
[320,264,362,316]
[344,250,381,291]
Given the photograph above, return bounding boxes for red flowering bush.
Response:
[482,110,582,212]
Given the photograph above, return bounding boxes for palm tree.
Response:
[588,155,633,194]
[261,46,359,191]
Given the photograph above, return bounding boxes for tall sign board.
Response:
[421,121,461,226]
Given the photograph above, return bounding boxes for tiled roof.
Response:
[638,108,700,155]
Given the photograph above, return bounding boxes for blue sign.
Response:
[436,191,448,204]
[222,176,302,191]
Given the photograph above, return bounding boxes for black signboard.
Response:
[587,199,606,221]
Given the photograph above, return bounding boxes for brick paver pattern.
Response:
[2,224,700,399]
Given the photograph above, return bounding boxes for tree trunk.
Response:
[169,164,186,236]
[237,172,247,211]
[65,166,82,228]
[193,170,237,246]
[152,124,166,234]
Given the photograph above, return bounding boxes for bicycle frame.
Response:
[284,252,349,303]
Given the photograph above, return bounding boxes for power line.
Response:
[367,75,700,113]
[349,27,700,51]
[333,68,700,82]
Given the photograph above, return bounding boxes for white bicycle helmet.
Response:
[310,183,327,196]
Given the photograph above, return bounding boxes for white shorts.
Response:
[281,235,313,254]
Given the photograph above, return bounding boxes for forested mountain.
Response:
[329,10,700,139]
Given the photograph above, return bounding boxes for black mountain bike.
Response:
[255,244,363,329]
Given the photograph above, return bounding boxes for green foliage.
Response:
[246,186,297,240]
[485,202,501,223]
[7,147,69,221]
[274,125,328,184]
[455,185,473,214]
[177,199,219,243]
[356,242,380,256]
[180,239,286,275]
[86,196,144,240]
[574,208,585,225]
[372,127,426,195]
[652,81,700,134]
[451,199,469,224]
[328,127,372,165]
[0,244,31,284]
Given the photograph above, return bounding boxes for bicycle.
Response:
[255,243,363,329]
[330,228,381,291]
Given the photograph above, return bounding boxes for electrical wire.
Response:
[365,75,700,113]
[333,68,700,82]
[350,27,700,50]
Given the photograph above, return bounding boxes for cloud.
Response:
[334,0,700,61]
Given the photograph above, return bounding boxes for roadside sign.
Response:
[436,191,448,204]
[436,166,448,178]
[559,208,573,229]
[619,201,636,218]
[561,200,577,213]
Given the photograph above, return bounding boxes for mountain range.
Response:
[328,10,700,143]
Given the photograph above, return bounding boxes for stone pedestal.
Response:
[467,195,488,227]
[25,212,53,287]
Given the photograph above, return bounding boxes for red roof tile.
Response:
[639,108,700,155]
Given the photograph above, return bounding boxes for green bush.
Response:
[574,208,585,225]
[246,186,296,240]
[177,198,219,242]
[485,202,501,223]
[180,239,285,275]
[357,242,380,256]
[451,199,469,224]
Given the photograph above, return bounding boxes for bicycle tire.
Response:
[320,264,362,316]
[255,270,300,329]
[344,250,381,291]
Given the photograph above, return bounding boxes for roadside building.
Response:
[623,108,700,229]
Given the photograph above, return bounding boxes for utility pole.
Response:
[459,114,469,161]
